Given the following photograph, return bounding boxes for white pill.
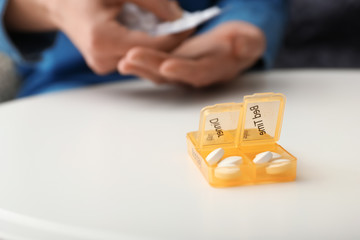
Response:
[253,151,272,164]
[206,148,224,166]
[271,152,282,159]
[218,156,243,167]
[215,167,241,180]
[266,159,291,175]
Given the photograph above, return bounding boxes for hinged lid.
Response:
[197,103,242,148]
[238,93,286,146]
[195,93,286,149]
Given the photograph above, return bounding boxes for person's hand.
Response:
[5,0,191,75]
[118,22,266,87]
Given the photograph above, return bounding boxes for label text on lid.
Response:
[210,118,224,138]
[250,105,266,135]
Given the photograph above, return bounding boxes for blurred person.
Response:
[0,0,288,98]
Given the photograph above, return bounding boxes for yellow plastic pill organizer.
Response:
[186,93,297,187]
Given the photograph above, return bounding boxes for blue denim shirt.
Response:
[0,0,288,97]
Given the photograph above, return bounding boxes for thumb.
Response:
[233,29,265,59]
[233,35,250,58]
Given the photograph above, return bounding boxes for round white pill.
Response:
[214,167,241,180]
[266,159,291,175]
[271,152,282,159]
[253,151,272,164]
[205,148,224,166]
[217,156,243,167]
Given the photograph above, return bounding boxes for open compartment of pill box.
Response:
[186,93,297,187]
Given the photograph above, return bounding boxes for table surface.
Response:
[0,70,359,240]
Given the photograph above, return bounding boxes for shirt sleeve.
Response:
[199,0,288,69]
[0,0,57,64]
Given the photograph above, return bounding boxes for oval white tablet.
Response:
[214,167,241,180]
[271,152,282,159]
[217,156,243,167]
[266,159,291,175]
[205,148,224,166]
[253,151,272,164]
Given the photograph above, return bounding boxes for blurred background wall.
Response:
[275,0,360,68]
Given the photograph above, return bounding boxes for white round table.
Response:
[0,70,359,239]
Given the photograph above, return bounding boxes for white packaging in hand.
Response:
[118,3,222,36]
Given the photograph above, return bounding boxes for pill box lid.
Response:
[195,93,286,149]
[238,93,286,146]
[196,102,243,148]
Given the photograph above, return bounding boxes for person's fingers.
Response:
[118,60,167,84]
[75,11,191,74]
[216,21,266,60]
[116,21,263,86]
[119,42,231,87]
[123,47,170,74]
[130,0,183,21]
[120,46,246,87]
[86,55,120,75]
[232,33,265,70]
[233,33,265,60]
[124,28,194,52]
[90,22,191,57]
[161,49,254,88]
[159,57,224,87]
[79,0,192,61]
[172,32,226,59]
